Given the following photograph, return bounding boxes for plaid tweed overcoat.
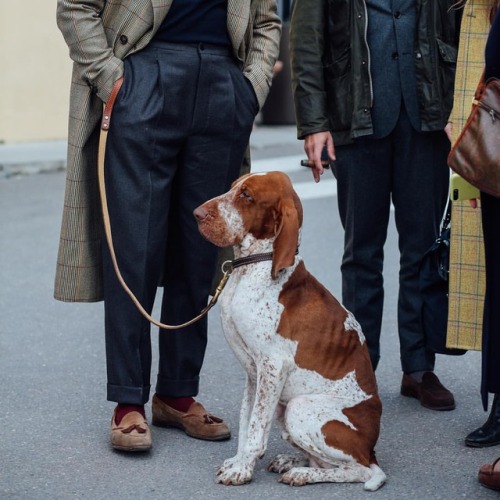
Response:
[446,0,490,351]
[55,0,281,302]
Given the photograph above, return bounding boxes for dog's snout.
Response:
[193,206,208,222]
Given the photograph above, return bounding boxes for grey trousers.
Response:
[333,105,450,373]
[103,42,258,404]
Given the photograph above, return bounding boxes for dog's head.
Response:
[194,171,303,278]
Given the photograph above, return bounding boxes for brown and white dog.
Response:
[194,171,385,491]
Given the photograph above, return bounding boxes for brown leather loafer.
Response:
[110,410,152,452]
[401,372,455,411]
[478,457,500,491]
[152,394,230,441]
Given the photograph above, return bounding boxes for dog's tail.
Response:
[363,452,386,491]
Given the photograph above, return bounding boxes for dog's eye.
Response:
[240,190,254,202]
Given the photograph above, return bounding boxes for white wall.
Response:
[0,2,72,144]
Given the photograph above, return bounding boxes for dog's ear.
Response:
[271,197,299,279]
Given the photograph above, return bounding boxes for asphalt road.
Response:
[1,133,498,499]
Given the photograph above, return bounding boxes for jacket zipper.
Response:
[361,1,373,106]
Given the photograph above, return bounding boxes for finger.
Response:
[327,135,336,161]
[313,167,321,183]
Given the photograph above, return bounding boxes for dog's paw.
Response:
[278,467,313,486]
[217,457,236,473]
[216,460,254,486]
[268,453,308,473]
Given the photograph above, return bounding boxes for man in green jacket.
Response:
[290,0,461,410]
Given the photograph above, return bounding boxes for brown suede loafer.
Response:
[401,372,455,411]
[110,410,152,452]
[478,457,500,491]
[152,394,230,441]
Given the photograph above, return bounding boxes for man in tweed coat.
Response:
[56,0,280,452]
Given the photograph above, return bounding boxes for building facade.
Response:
[0,4,72,144]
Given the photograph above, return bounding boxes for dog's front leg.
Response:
[236,373,257,450]
[215,369,256,484]
[217,357,287,485]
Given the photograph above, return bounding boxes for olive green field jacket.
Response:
[290,0,463,144]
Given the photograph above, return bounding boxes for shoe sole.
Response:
[401,388,455,411]
[400,388,419,399]
[152,417,231,441]
[480,483,500,492]
[111,443,152,452]
[421,402,456,411]
[465,439,500,448]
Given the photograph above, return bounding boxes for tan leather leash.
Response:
[97,77,232,330]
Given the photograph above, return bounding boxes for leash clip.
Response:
[210,260,234,305]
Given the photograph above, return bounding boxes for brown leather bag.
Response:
[448,74,500,198]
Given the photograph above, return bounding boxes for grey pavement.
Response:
[0,125,302,178]
[1,125,498,499]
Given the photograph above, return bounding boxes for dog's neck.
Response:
[234,234,274,259]
[233,228,302,259]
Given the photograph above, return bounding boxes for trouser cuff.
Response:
[155,375,199,398]
[107,384,150,405]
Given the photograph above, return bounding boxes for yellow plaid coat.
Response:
[54,0,281,302]
[447,0,490,350]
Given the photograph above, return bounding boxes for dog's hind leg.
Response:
[268,453,309,473]
[280,461,386,491]
[278,395,385,490]
[279,463,373,487]
[268,403,310,473]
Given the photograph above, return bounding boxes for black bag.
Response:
[419,203,467,355]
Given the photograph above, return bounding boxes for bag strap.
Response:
[441,198,451,232]
[97,78,230,330]
[473,70,486,100]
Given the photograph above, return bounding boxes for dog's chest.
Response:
[219,264,292,346]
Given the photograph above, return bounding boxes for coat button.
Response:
[119,34,128,45]
[415,52,422,60]
[394,11,401,19]
[392,52,399,60]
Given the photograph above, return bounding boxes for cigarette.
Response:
[300,159,331,168]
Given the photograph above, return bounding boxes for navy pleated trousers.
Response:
[102,42,258,404]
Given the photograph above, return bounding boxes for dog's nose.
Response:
[193,206,208,221]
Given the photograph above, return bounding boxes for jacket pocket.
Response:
[436,38,458,64]
[436,38,457,116]
[324,68,352,133]
[325,46,351,78]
